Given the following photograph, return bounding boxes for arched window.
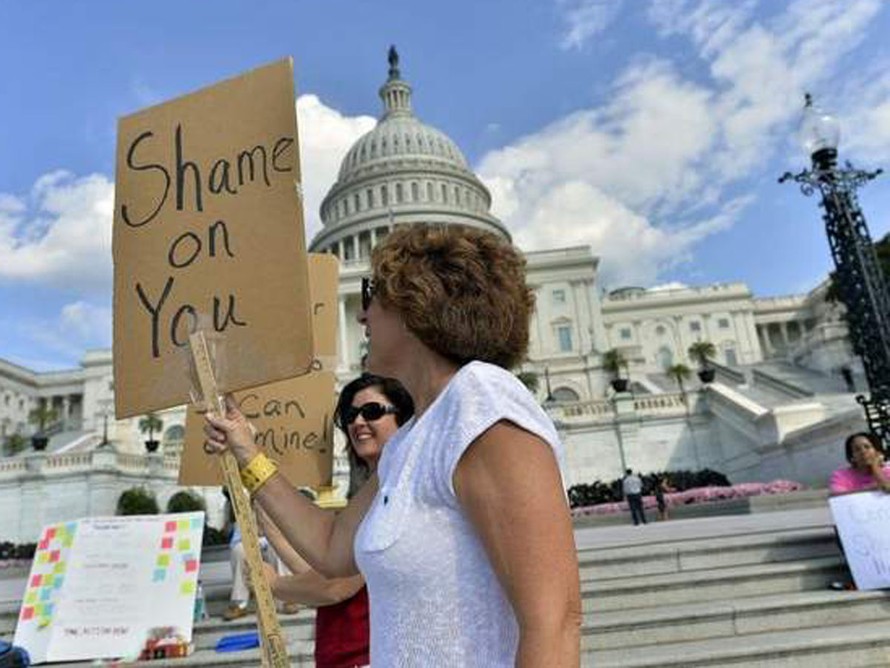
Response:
[395,183,404,203]
[553,387,580,402]
[354,193,361,212]
[441,183,448,203]
[367,188,374,208]
[657,346,674,370]
[381,185,389,207]
[427,182,434,201]
[411,182,419,201]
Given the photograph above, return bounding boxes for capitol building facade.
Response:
[0,54,867,541]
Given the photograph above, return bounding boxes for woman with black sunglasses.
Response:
[258,373,413,668]
[205,224,580,667]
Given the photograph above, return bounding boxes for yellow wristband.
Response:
[240,453,278,496]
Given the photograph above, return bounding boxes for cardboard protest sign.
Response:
[113,58,314,418]
[309,253,340,371]
[179,253,339,487]
[829,491,890,590]
[14,513,204,664]
[179,370,336,487]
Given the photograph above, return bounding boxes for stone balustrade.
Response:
[551,391,699,423]
[0,449,180,480]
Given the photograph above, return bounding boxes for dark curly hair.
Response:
[334,374,414,497]
[844,431,884,464]
[370,224,535,369]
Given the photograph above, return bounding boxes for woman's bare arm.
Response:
[454,421,581,668]
[264,564,365,607]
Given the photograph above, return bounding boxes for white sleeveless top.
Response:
[354,361,565,666]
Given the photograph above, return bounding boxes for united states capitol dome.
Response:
[309,47,509,259]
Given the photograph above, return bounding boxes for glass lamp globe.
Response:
[799,93,840,157]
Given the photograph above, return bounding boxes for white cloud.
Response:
[0,95,373,294]
[481,0,885,287]
[296,94,376,239]
[0,171,114,292]
[558,0,624,50]
[8,301,113,370]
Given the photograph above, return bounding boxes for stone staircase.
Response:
[2,508,890,666]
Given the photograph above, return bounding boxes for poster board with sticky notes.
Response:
[14,513,204,664]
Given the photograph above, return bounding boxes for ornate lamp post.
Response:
[780,94,890,442]
[97,398,113,447]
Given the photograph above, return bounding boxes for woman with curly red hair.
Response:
[205,224,581,666]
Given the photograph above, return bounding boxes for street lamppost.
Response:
[543,367,556,405]
[97,398,113,447]
[779,94,890,443]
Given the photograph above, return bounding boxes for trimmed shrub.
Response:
[567,468,731,509]
[166,490,206,514]
[116,487,160,516]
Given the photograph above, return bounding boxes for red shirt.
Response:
[314,586,370,668]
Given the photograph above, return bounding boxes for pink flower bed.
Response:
[571,480,805,517]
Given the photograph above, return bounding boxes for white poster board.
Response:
[13,512,204,664]
[829,491,890,590]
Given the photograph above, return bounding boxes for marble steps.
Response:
[583,555,846,612]
[590,618,890,667]
[583,588,890,651]
[578,526,839,580]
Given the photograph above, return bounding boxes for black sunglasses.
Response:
[342,401,398,425]
[361,276,376,311]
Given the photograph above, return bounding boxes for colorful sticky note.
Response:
[49,550,60,563]
[46,527,57,540]
[185,559,198,573]
[43,574,54,586]
[65,522,76,534]
[62,535,73,548]
[25,592,37,605]
[38,616,51,629]
[40,588,52,602]
[21,607,34,621]
[38,552,49,564]
[42,603,54,617]
[191,517,203,530]
[53,562,66,574]
[53,576,64,590]
[161,537,174,550]
[180,581,195,595]
[153,569,166,582]
[165,521,177,533]
[177,520,188,532]
[37,539,49,551]
[156,554,170,567]
[30,575,42,588]
[177,539,191,551]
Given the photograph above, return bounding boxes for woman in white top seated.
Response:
[204,223,581,667]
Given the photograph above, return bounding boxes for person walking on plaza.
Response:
[205,223,581,667]
[655,475,675,521]
[623,468,647,525]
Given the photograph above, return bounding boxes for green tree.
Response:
[602,349,628,379]
[515,370,540,394]
[667,363,693,396]
[166,490,206,514]
[3,433,27,457]
[28,402,58,435]
[688,341,717,370]
[138,412,164,443]
[116,487,160,516]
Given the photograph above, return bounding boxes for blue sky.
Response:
[2,0,890,370]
